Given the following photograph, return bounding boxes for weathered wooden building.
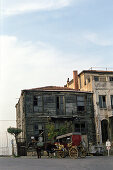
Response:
[16,86,96,147]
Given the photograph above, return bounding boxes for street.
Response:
[0,156,113,170]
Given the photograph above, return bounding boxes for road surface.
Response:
[0,156,113,170]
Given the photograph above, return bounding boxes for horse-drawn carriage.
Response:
[54,132,87,158]
[27,132,87,159]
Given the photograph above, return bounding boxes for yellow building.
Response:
[65,70,113,144]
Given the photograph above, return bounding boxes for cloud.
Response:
[0,35,61,121]
[84,32,113,46]
[0,35,104,120]
[2,0,74,16]
[1,34,112,122]
[0,35,107,91]
[0,35,59,87]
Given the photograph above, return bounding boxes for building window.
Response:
[56,96,60,109]
[75,123,80,132]
[99,95,106,108]
[77,96,85,111]
[56,96,64,115]
[109,77,113,81]
[34,124,38,131]
[88,77,90,83]
[111,95,113,109]
[33,96,38,106]
[81,123,86,133]
[33,96,42,112]
[99,77,106,82]
[34,123,39,140]
[84,77,90,85]
[94,76,99,81]
[75,122,86,134]
[34,123,44,141]
[84,79,86,85]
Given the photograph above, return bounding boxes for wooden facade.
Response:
[16,86,96,147]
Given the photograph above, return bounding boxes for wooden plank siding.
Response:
[16,88,96,148]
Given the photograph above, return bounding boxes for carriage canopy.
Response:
[56,132,82,146]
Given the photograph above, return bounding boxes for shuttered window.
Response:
[109,77,113,81]
[33,96,42,112]
[56,96,65,115]
[99,95,106,108]
[75,122,86,134]
[94,76,99,81]
[77,96,85,111]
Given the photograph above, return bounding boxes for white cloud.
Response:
[0,35,103,121]
[0,35,59,120]
[1,34,113,127]
[0,35,59,88]
[84,32,113,46]
[2,0,74,16]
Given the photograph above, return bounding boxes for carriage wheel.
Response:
[56,150,65,158]
[69,147,78,159]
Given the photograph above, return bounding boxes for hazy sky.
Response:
[0,0,113,129]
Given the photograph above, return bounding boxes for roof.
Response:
[56,132,81,140]
[22,86,92,94]
[24,86,75,91]
[78,70,113,76]
[26,86,75,91]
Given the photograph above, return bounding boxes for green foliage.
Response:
[7,127,22,138]
[59,121,73,135]
[46,121,73,142]
[46,123,58,142]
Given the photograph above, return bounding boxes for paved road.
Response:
[0,156,113,170]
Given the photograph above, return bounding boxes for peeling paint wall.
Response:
[16,90,96,146]
[78,72,113,143]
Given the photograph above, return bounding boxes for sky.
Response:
[0,0,113,132]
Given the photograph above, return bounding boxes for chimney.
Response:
[73,70,78,90]
[67,78,69,87]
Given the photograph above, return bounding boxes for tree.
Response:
[46,122,58,142]
[7,127,22,156]
[46,121,73,142]
[7,127,22,140]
